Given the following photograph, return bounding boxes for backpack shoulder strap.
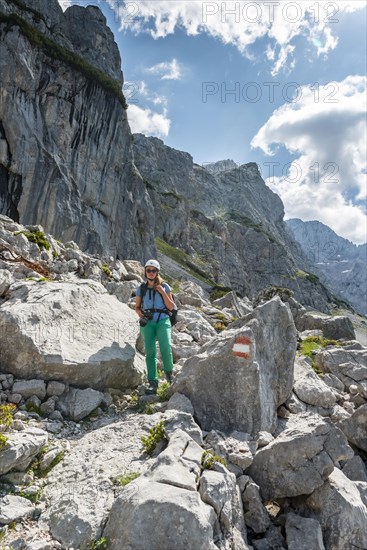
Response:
[139,282,148,307]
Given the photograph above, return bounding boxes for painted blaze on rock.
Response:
[232,335,253,359]
[173,297,297,436]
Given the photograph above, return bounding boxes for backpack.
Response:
[139,282,178,326]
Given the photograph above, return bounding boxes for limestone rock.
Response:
[241,480,270,534]
[285,513,325,550]
[0,281,145,390]
[337,404,367,452]
[0,0,153,260]
[199,469,247,546]
[12,379,46,400]
[306,468,367,550]
[0,428,48,475]
[293,356,336,408]
[0,495,34,524]
[167,392,194,415]
[173,297,297,435]
[342,455,367,482]
[104,477,217,550]
[248,413,353,499]
[40,415,151,548]
[297,312,356,340]
[56,387,104,421]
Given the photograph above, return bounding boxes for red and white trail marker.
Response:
[232,335,252,359]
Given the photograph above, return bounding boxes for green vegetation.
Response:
[144,402,156,415]
[19,488,42,503]
[213,321,227,332]
[201,450,227,470]
[85,537,109,550]
[14,229,50,250]
[0,404,16,450]
[8,0,46,23]
[157,381,170,402]
[161,191,183,201]
[223,211,277,242]
[112,471,140,487]
[306,272,319,284]
[299,335,341,375]
[52,250,59,258]
[0,12,127,108]
[101,264,112,277]
[210,285,232,301]
[141,420,166,456]
[25,402,42,416]
[253,286,292,307]
[155,238,214,285]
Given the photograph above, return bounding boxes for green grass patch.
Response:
[157,381,170,402]
[81,537,109,550]
[299,336,341,375]
[141,420,166,456]
[0,12,127,108]
[112,471,140,487]
[210,286,232,301]
[0,404,16,450]
[14,229,50,250]
[201,450,227,470]
[25,402,42,416]
[144,402,156,415]
[101,264,112,277]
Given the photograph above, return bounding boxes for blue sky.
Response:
[58,1,367,244]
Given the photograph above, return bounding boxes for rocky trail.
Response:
[0,214,367,550]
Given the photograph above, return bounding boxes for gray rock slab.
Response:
[0,281,145,390]
[40,414,151,548]
[56,387,104,421]
[104,477,218,550]
[12,379,46,400]
[0,495,34,524]
[337,404,367,452]
[248,413,353,499]
[285,513,325,550]
[293,356,336,408]
[306,468,367,550]
[0,428,48,475]
[173,297,297,436]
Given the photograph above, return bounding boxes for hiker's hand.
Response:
[155,285,165,295]
[136,309,145,318]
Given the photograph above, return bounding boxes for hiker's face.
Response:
[145,268,158,280]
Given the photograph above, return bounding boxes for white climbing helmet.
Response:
[144,259,160,271]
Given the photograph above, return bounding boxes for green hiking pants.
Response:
[140,317,174,381]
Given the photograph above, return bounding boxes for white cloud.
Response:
[146,59,182,80]
[251,75,367,244]
[105,0,366,74]
[127,104,171,138]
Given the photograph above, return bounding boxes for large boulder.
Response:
[306,468,367,550]
[104,478,217,550]
[0,280,145,390]
[173,297,297,435]
[248,413,353,499]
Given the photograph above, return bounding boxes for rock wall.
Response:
[133,133,333,311]
[0,0,154,260]
[287,218,367,316]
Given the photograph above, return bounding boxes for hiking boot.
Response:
[145,380,158,395]
[165,371,173,384]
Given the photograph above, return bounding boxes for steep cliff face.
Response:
[0,0,154,259]
[133,134,333,311]
[287,219,367,316]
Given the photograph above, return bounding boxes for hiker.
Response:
[135,259,175,394]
